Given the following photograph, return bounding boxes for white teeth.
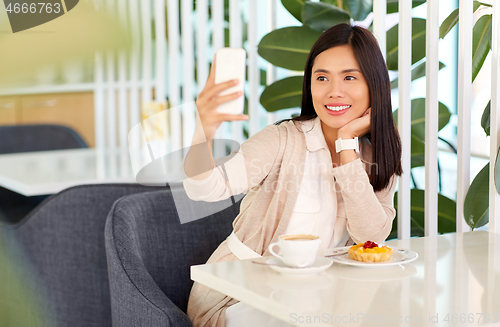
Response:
[326,105,351,111]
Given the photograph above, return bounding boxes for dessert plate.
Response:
[327,247,418,268]
[266,256,333,276]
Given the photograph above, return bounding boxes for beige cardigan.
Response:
[185,119,397,327]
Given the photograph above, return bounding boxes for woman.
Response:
[183,23,402,327]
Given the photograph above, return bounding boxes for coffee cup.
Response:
[268,234,321,268]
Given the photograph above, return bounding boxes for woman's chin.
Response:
[318,117,346,131]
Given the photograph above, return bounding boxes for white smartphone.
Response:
[214,47,246,115]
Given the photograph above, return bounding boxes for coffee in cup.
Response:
[268,234,321,268]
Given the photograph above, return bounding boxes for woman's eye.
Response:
[317,76,327,81]
[345,76,356,81]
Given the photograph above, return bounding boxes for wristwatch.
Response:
[335,137,359,153]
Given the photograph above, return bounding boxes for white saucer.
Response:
[266,256,333,276]
[329,247,418,268]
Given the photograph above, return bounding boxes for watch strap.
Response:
[335,137,359,153]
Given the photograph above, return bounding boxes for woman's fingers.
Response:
[198,89,242,113]
[220,114,249,122]
[204,54,217,88]
[212,90,243,105]
[201,79,239,101]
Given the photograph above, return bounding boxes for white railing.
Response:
[490,1,500,234]
[397,0,412,239]
[457,0,473,233]
[425,0,439,237]
[93,0,499,237]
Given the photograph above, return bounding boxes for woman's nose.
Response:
[328,80,344,98]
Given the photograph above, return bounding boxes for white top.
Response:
[284,119,350,249]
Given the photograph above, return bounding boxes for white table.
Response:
[191,231,500,327]
[0,148,137,196]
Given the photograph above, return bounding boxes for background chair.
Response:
[105,183,240,327]
[0,124,88,224]
[0,183,161,327]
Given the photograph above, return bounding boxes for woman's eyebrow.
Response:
[313,68,361,74]
[341,68,361,73]
[313,68,330,74]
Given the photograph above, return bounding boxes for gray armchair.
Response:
[0,124,88,224]
[0,183,160,327]
[0,124,87,153]
[105,183,240,326]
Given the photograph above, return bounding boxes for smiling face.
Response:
[311,45,370,133]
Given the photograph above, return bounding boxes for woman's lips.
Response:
[325,104,351,116]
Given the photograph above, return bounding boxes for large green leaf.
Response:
[392,98,451,143]
[391,112,426,168]
[302,2,351,32]
[481,100,491,136]
[440,8,459,39]
[260,76,303,112]
[320,0,371,21]
[390,61,446,89]
[464,163,489,230]
[386,0,425,14]
[281,0,305,23]
[386,18,427,71]
[496,147,500,194]
[440,1,482,39]
[411,155,425,169]
[393,98,450,169]
[410,135,425,168]
[411,99,451,142]
[472,15,492,82]
[392,189,457,237]
[342,0,372,22]
[258,26,322,71]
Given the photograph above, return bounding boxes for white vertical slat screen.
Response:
[128,0,141,138]
[104,0,116,149]
[372,0,386,60]
[196,0,209,91]
[94,52,105,149]
[105,52,116,148]
[490,1,500,234]
[229,0,244,145]
[266,0,277,126]
[248,0,259,137]
[166,0,181,151]
[397,0,412,240]
[92,1,105,150]
[425,0,439,236]
[212,0,224,52]
[181,0,195,148]
[456,0,473,232]
[212,0,227,159]
[141,0,153,105]
[155,0,167,103]
[117,0,128,149]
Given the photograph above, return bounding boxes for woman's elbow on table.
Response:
[348,209,395,244]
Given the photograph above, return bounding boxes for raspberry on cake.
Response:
[348,241,394,263]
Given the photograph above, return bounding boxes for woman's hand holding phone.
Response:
[185,53,247,181]
[195,53,248,142]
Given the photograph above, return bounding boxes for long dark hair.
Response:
[289,23,402,191]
